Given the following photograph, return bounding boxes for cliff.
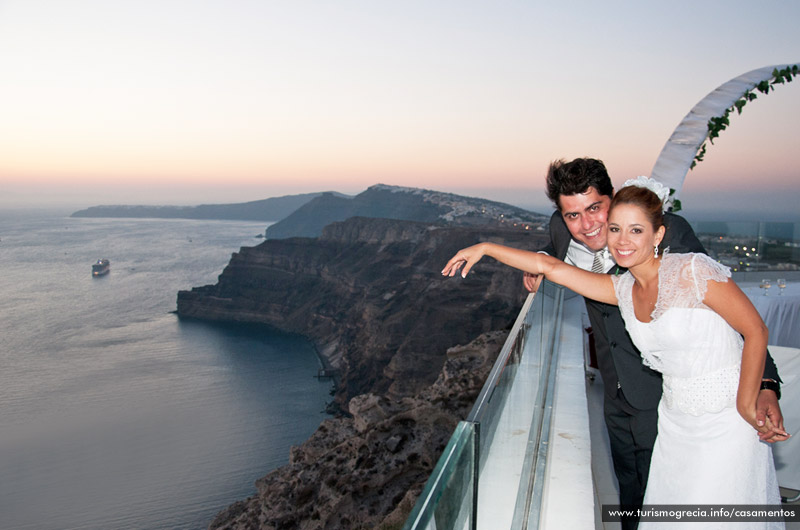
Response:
[178,216,547,409]
[209,330,508,530]
[176,215,549,528]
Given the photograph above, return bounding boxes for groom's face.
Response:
[558,186,613,251]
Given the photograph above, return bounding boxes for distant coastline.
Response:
[70,192,343,222]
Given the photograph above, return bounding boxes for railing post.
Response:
[471,421,480,530]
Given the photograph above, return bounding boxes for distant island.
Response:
[70,184,550,240]
[265,184,548,239]
[70,192,344,222]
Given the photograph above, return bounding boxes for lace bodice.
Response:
[611,253,744,415]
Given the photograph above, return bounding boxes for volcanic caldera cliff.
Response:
[208,329,509,530]
[176,215,549,528]
[177,216,546,410]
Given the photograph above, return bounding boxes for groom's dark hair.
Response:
[545,157,614,210]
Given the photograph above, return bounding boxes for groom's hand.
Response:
[523,272,544,293]
[756,389,788,443]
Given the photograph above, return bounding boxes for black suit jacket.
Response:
[544,210,780,410]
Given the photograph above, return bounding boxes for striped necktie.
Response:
[591,250,605,274]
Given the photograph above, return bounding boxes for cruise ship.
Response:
[91,258,110,277]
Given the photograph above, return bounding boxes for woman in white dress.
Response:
[442,178,789,528]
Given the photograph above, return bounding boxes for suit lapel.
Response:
[549,212,572,260]
[609,263,627,276]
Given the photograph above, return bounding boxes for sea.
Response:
[0,209,333,530]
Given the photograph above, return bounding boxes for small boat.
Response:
[92,258,110,277]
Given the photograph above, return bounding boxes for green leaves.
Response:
[707,112,731,144]
[690,143,707,169]
[772,65,798,84]
[691,64,798,170]
[666,188,682,213]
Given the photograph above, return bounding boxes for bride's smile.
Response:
[607,203,664,269]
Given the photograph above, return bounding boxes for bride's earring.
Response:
[654,245,659,258]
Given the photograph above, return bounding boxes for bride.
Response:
[442,179,788,528]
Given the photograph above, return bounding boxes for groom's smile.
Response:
[558,187,612,252]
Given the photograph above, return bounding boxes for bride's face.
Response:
[607,203,665,268]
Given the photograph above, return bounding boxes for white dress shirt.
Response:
[565,240,615,273]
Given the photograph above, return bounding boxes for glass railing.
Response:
[401,421,476,530]
[402,280,565,530]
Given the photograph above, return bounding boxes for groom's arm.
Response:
[662,213,705,253]
[758,356,784,443]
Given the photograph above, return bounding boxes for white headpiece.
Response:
[622,176,673,212]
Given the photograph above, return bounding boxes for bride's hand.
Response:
[441,243,487,278]
[740,406,790,441]
[757,417,791,443]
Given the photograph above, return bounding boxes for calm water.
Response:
[0,210,332,530]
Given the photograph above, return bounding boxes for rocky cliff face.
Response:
[177,216,549,528]
[208,330,508,530]
[178,216,547,410]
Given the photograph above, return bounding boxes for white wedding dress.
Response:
[612,253,783,529]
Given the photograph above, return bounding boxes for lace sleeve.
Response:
[610,272,631,299]
[610,271,635,322]
[689,253,731,302]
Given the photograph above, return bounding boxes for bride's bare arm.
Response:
[441,242,617,305]
[703,279,790,441]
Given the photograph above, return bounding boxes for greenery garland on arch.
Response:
[690,64,799,170]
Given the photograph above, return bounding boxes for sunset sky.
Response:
[1,1,798,219]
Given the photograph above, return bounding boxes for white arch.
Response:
[650,63,798,196]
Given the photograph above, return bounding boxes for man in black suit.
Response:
[524,158,783,529]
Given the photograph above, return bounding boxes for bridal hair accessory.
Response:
[623,175,675,212]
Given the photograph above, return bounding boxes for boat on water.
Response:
[92,259,110,277]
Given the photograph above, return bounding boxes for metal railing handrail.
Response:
[512,286,564,529]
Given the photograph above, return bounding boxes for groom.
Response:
[525,158,783,529]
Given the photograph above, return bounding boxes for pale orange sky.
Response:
[1,1,798,219]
